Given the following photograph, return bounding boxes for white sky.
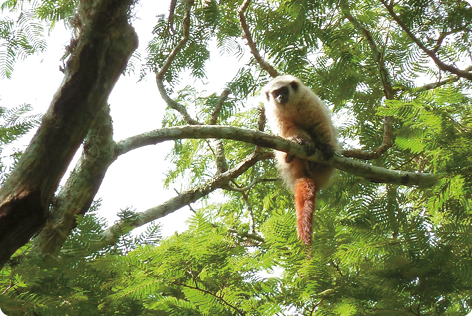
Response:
[0,0,249,237]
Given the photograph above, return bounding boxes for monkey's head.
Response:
[265,75,302,106]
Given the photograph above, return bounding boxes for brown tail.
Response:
[294,178,316,245]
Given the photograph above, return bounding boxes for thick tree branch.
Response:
[238,0,279,77]
[380,0,472,81]
[115,125,438,188]
[33,104,116,256]
[0,0,137,268]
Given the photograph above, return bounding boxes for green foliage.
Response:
[0,103,40,184]
[2,0,472,315]
[0,10,46,78]
[0,203,162,315]
[149,0,472,314]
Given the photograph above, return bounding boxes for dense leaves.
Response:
[0,0,472,315]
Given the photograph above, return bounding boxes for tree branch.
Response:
[101,150,272,245]
[155,0,200,125]
[172,281,245,316]
[209,88,231,125]
[156,78,200,125]
[238,0,279,77]
[115,125,438,188]
[380,0,472,81]
[340,0,394,160]
[156,0,194,81]
[0,0,137,268]
[209,88,232,174]
[33,104,116,256]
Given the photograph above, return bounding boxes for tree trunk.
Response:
[0,0,138,268]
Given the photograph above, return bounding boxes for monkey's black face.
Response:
[266,80,299,105]
[271,86,290,104]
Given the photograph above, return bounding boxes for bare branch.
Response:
[101,150,272,245]
[380,0,472,81]
[156,78,200,125]
[154,0,200,125]
[209,88,231,125]
[238,0,279,77]
[166,0,178,35]
[115,125,438,188]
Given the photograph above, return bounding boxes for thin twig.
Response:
[173,281,246,316]
[156,0,194,80]
[339,0,393,159]
[156,78,200,125]
[380,0,472,81]
[209,88,231,125]
[155,0,200,125]
[238,0,279,77]
[166,0,178,35]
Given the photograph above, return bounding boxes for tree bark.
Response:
[0,0,138,268]
[33,103,116,256]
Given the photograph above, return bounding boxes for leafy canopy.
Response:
[1,0,472,315]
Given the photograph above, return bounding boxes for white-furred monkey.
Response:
[264,75,339,245]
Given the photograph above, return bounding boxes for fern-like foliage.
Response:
[0,202,162,315]
[0,10,46,78]
[0,103,40,184]
[1,0,472,314]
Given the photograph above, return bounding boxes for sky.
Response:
[0,0,249,238]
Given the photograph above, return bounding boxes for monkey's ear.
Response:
[290,81,298,91]
[265,91,270,101]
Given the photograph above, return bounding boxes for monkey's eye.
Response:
[290,81,298,91]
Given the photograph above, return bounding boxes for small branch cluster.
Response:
[380,0,472,82]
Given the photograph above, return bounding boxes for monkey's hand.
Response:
[285,137,316,163]
[316,142,335,161]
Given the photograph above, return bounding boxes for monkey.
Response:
[264,75,339,245]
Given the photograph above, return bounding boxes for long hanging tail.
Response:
[294,178,316,245]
